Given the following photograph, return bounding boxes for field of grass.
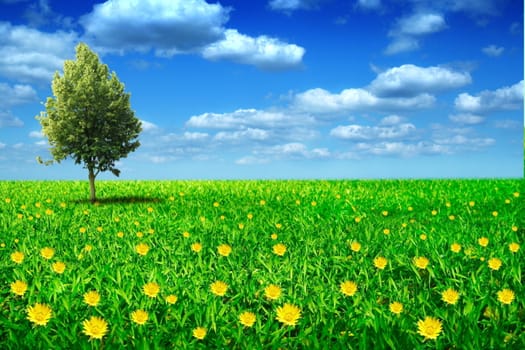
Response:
[0,179,523,349]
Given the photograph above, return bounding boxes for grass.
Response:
[0,179,523,349]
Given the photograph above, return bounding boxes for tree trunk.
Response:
[88,168,96,203]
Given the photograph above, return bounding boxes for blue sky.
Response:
[0,0,523,180]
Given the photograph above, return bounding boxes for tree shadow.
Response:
[72,196,163,205]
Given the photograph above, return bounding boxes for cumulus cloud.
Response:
[482,45,504,57]
[268,0,320,11]
[357,0,381,10]
[448,113,484,125]
[140,120,159,133]
[455,80,524,113]
[0,83,38,107]
[214,128,270,142]
[0,110,24,127]
[29,130,44,138]
[369,64,471,97]
[384,37,419,55]
[355,141,449,157]
[255,142,330,159]
[201,29,305,70]
[379,115,405,125]
[330,123,416,140]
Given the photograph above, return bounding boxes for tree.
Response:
[37,43,142,202]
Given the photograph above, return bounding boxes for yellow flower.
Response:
[147,207,154,213]
[271,233,278,240]
[136,231,143,238]
[450,243,461,253]
[191,242,202,253]
[478,237,489,247]
[239,311,256,327]
[40,247,55,260]
[260,199,266,206]
[45,209,53,215]
[383,228,390,235]
[143,282,160,298]
[295,200,301,205]
[82,316,108,340]
[166,295,178,304]
[350,241,361,252]
[382,210,388,216]
[217,244,232,257]
[213,201,219,207]
[492,211,498,217]
[488,258,502,271]
[135,243,149,256]
[264,284,282,300]
[340,281,357,297]
[414,256,429,269]
[5,197,11,203]
[420,234,427,241]
[148,228,154,235]
[469,201,475,207]
[448,215,455,221]
[511,225,518,232]
[117,231,124,238]
[79,227,87,233]
[11,251,24,264]
[182,231,190,238]
[431,210,437,216]
[497,289,515,305]
[276,303,301,326]
[131,309,148,325]
[389,302,403,315]
[508,243,520,253]
[373,256,388,270]
[247,213,253,219]
[83,290,101,306]
[354,217,361,223]
[238,223,245,230]
[311,201,317,206]
[84,244,93,252]
[275,223,282,229]
[27,303,52,326]
[52,262,66,274]
[514,192,520,197]
[273,243,287,256]
[210,281,228,296]
[417,316,442,340]
[193,327,207,340]
[96,227,103,233]
[441,288,460,305]
[11,280,28,296]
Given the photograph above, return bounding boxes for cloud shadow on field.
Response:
[72,197,163,205]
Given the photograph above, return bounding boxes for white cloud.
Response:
[455,80,524,113]
[182,132,209,141]
[140,120,159,133]
[0,83,38,107]
[355,141,449,157]
[235,156,270,165]
[369,64,471,97]
[358,0,381,10]
[255,142,330,159]
[493,119,521,129]
[482,45,504,57]
[384,37,419,55]
[214,128,270,142]
[0,110,23,127]
[380,115,405,125]
[434,135,495,147]
[269,0,320,11]
[202,29,305,70]
[29,130,44,138]
[330,123,416,140]
[0,21,77,83]
[448,113,484,125]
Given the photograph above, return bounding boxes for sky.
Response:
[0,0,523,180]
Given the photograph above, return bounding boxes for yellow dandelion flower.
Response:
[193,327,207,340]
[275,223,282,229]
[5,197,11,203]
[11,251,24,264]
[40,247,55,260]
[264,284,282,300]
[52,261,66,274]
[513,192,520,197]
[96,227,103,233]
[136,231,144,238]
[295,200,301,205]
[383,228,390,235]
[239,311,256,327]
[148,228,154,235]
[60,202,66,208]
[199,216,206,223]
[441,288,460,305]
[191,242,202,253]
[478,237,489,247]
[217,244,232,257]
[134,221,140,226]
[143,282,160,298]
[373,257,388,270]
[35,202,41,208]
[182,231,190,238]
[82,316,108,340]
[420,234,427,241]
[79,227,87,233]
[414,256,429,269]
[431,210,437,216]
[276,303,301,326]
[511,226,518,232]
[210,281,228,296]
[10,280,28,296]
[382,210,388,216]
[417,316,442,340]
[450,243,461,253]
[445,202,451,207]
[45,209,53,215]
[448,215,455,221]
[273,243,287,256]
[488,258,502,271]
[389,301,403,315]
[408,206,413,211]
[147,207,154,213]
[131,309,148,325]
[271,233,278,240]
[350,241,361,252]
[247,213,253,219]
[17,213,23,219]
[166,295,178,304]
[354,217,361,223]
[238,223,244,230]
[83,290,101,307]
[135,243,149,256]
[117,231,124,238]
[497,289,515,305]
[340,281,358,296]
[84,244,92,252]
[260,199,266,206]
[311,201,317,206]
[492,211,498,217]
[213,201,219,207]
[114,217,120,222]
[27,303,52,326]
[508,242,520,253]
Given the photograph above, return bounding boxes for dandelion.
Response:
[492,211,498,217]
[295,200,301,205]
[45,209,53,215]
[191,242,202,253]
[340,281,357,297]
[79,227,87,233]
[260,200,266,206]
[276,303,301,326]
[96,227,103,233]
[414,256,429,269]
[182,231,190,238]
[11,251,24,264]
[508,243,520,253]
[27,303,52,326]
[271,233,278,240]
[420,234,427,241]
[450,243,461,253]
[417,316,442,340]
[478,237,489,247]
[210,281,228,296]
[135,243,149,256]
[148,228,154,235]
[52,262,66,274]
[264,284,282,300]
[217,244,232,257]
[147,207,154,213]
[10,280,28,296]
[408,206,413,211]
[382,210,388,216]
[82,316,108,340]
[193,327,207,340]
[166,295,178,304]
[350,241,361,252]
[511,226,518,232]
[136,231,143,238]
[441,288,460,305]
[389,302,403,315]
[514,192,520,197]
[448,215,455,221]
[311,201,317,206]
[431,210,437,216]
[117,231,124,238]
[238,223,244,230]
[131,309,148,325]
[373,257,388,270]
[469,201,475,207]
[143,282,160,298]
[273,243,287,256]
[40,247,55,260]
[239,311,256,328]
[354,217,361,223]
[383,228,390,235]
[213,201,219,207]
[247,213,253,219]
[497,289,515,305]
[488,258,502,271]
[83,290,101,306]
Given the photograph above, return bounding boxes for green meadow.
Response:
[0,179,523,349]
